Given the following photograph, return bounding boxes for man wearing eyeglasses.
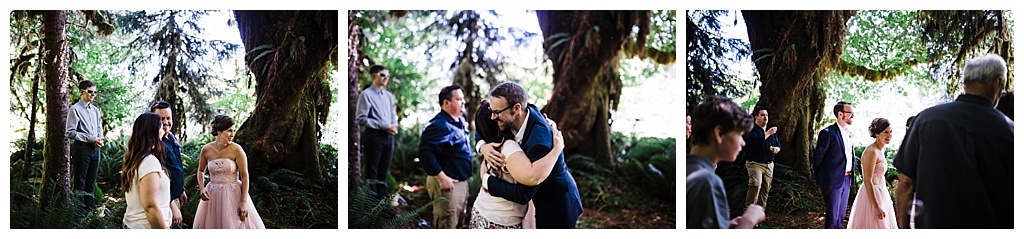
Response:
[356,65,399,201]
[476,82,583,228]
[66,80,104,212]
[812,101,856,229]
[893,54,1013,229]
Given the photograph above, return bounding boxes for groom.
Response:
[478,82,583,228]
[811,101,857,229]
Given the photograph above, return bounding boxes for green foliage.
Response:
[8,137,44,178]
[686,10,756,113]
[72,27,143,134]
[621,10,676,88]
[348,179,436,229]
[210,84,256,125]
[618,136,676,201]
[760,163,822,214]
[248,167,338,228]
[383,124,426,183]
[320,143,340,182]
[570,133,675,221]
[9,168,125,229]
[850,145,900,195]
[354,10,433,122]
[826,10,946,109]
[96,136,127,194]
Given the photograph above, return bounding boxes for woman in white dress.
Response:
[847,118,898,229]
[120,112,171,229]
[469,100,564,229]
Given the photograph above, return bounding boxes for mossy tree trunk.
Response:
[347,10,362,191]
[233,10,338,183]
[536,10,649,167]
[742,10,857,179]
[40,10,72,210]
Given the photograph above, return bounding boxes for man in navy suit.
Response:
[478,82,583,228]
[812,101,856,229]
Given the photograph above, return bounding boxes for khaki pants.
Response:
[745,161,774,207]
[426,176,468,229]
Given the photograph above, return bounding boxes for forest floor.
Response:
[577,208,676,229]
[760,210,828,229]
[395,176,676,229]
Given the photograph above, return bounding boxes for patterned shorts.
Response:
[469,207,522,229]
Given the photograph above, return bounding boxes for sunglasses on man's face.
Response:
[86,90,97,95]
[378,73,389,78]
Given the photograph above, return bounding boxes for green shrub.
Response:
[9,176,124,229]
[348,179,436,229]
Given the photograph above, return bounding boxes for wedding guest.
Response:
[66,80,104,212]
[686,96,765,229]
[419,84,473,228]
[741,107,781,209]
[356,65,399,200]
[150,101,187,227]
[121,113,170,229]
[894,54,1013,229]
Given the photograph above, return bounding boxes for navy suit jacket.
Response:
[811,123,854,189]
[486,104,583,228]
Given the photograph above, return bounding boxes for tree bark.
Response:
[23,72,41,180]
[40,10,72,210]
[453,11,481,131]
[347,10,361,191]
[233,10,338,183]
[742,10,857,179]
[536,10,647,167]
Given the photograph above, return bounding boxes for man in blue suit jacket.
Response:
[812,101,857,229]
[478,82,583,228]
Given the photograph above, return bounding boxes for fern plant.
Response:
[348,180,438,229]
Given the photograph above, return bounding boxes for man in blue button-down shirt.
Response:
[150,100,186,227]
[66,80,104,211]
[419,84,472,229]
[356,65,399,200]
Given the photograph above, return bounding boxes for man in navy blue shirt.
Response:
[419,84,473,229]
[741,107,781,209]
[151,101,186,227]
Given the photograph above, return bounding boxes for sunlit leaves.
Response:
[686,10,756,113]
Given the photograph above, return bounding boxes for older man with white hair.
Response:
[893,54,1014,229]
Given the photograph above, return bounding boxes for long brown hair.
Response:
[120,112,167,194]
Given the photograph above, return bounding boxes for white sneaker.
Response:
[96,206,107,218]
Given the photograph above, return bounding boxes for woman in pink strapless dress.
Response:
[848,118,897,229]
[193,115,265,229]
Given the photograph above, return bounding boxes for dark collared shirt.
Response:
[162,133,184,201]
[893,94,1014,228]
[741,126,781,164]
[418,111,473,181]
[686,155,730,229]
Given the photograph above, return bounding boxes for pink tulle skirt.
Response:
[847,182,897,229]
[193,180,266,229]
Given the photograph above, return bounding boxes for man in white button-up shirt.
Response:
[812,101,856,229]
